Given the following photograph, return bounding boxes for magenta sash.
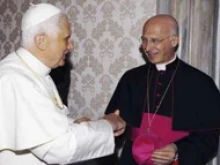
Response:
[131,113,189,165]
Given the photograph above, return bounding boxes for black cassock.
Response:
[105,58,220,165]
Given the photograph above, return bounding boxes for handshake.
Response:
[74,110,126,136]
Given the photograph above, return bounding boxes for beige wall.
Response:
[0,0,156,119]
[0,1,219,164]
[67,0,156,119]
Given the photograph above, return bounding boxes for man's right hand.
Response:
[103,110,126,136]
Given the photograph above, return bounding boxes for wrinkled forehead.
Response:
[60,16,72,30]
[143,16,178,37]
[21,3,62,31]
[58,16,72,36]
[143,22,171,37]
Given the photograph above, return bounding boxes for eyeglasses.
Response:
[140,36,171,46]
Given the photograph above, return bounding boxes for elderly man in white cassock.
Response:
[0,3,125,165]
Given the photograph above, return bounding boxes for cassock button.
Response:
[156,93,161,97]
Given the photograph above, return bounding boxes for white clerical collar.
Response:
[16,47,51,76]
[155,54,177,71]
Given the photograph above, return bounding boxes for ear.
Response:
[170,35,179,48]
[34,33,48,51]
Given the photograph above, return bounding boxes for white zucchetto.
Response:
[21,3,62,31]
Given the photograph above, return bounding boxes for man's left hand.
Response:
[151,143,177,165]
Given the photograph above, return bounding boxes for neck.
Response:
[24,46,52,69]
[156,54,176,71]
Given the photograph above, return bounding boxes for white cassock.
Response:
[0,48,114,165]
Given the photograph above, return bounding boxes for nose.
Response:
[67,40,74,52]
[145,41,154,52]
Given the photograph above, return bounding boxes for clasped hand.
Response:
[74,109,126,137]
[151,143,177,165]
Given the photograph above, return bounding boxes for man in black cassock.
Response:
[105,14,220,165]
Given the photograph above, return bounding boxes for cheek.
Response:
[60,42,68,51]
[156,45,166,54]
[141,44,148,51]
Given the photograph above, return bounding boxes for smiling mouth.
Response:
[147,52,158,58]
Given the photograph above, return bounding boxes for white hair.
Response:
[21,12,66,48]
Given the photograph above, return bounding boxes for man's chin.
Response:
[148,58,159,64]
[58,63,65,67]
[147,55,159,64]
[58,60,65,67]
